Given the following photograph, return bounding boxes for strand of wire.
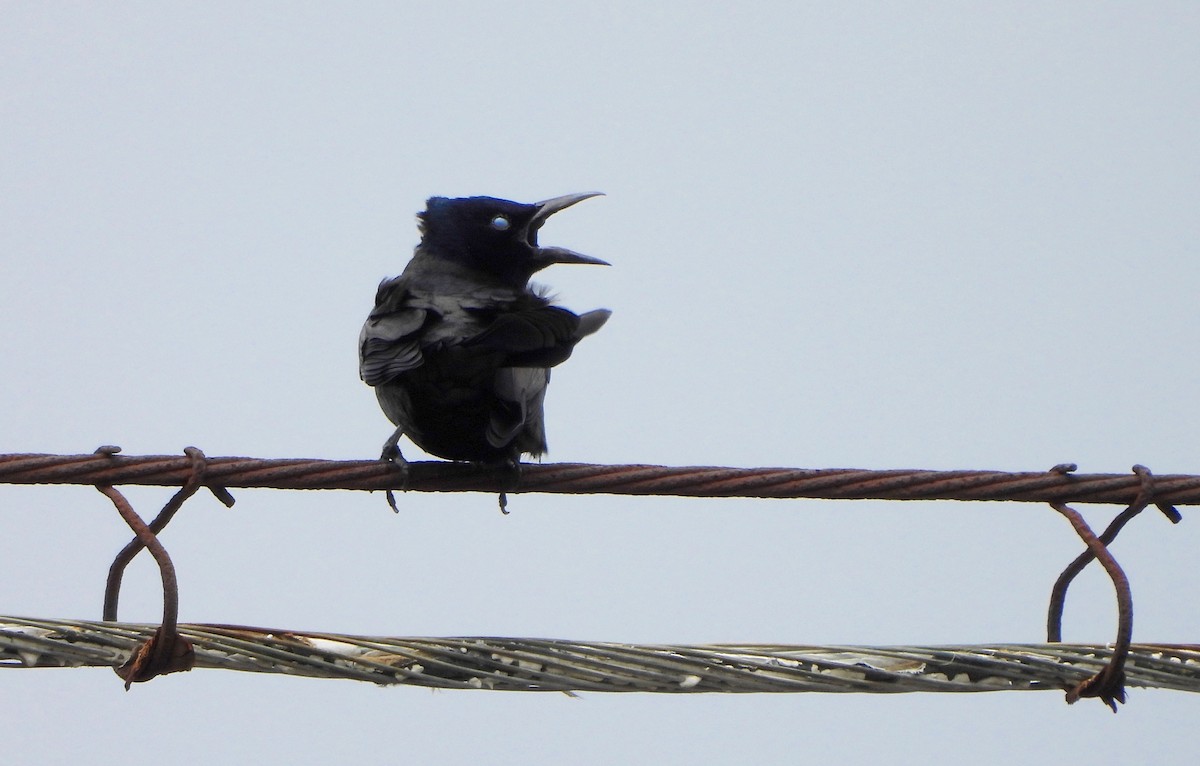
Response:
[3,453,1200,505]
[2,616,1199,694]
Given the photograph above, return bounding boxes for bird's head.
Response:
[416,193,608,284]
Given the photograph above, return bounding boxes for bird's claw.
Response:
[379,441,410,513]
[497,459,523,515]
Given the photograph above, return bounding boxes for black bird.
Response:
[359,192,611,468]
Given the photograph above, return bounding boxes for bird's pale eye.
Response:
[490,215,511,231]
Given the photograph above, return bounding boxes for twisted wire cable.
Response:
[2,617,1198,694]
[4,453,1200,505]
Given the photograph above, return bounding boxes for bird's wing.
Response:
[478,307,610,453]
[358,279,430,385]
[467,306,605,367]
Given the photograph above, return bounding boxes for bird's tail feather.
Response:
[576,309,612,338]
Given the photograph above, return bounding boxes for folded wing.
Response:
[358,280,430,386]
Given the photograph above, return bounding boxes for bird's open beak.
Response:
[528,192,610,268]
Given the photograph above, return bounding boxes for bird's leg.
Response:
[379,426,410,513]
[380,425,407,463]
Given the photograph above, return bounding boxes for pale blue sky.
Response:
[2,3,1199,763]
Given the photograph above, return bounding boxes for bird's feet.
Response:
[379,436,410,513]
[380,441,408,463]
[497,457,523,515]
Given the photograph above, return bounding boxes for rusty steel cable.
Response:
[2,616,1199,695]
[1048,499,1134,710]
[4,452,1200,505]
[100,447,234,624]
[92,447,240,686]
[1034,463,1174,710]
[1046,465,1180,644]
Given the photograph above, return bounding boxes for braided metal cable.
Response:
[3,617,1198,694]
[3,452,1200,505]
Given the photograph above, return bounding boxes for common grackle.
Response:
[359,192,610,468]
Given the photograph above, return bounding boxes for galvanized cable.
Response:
[3,452,1200,505]
[2,617,1199,694]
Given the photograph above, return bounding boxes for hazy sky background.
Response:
[2,2,1198,763]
